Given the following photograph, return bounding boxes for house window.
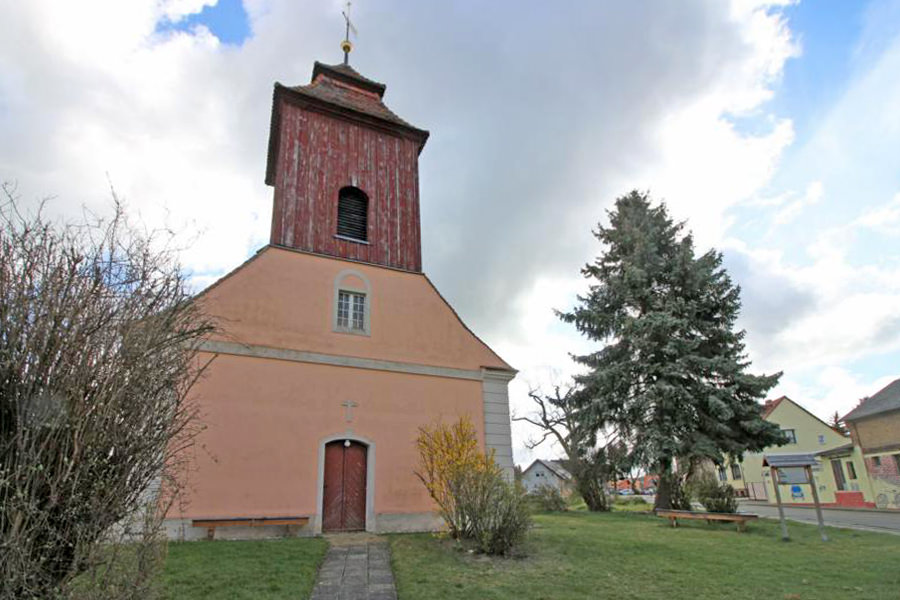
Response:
[717,466,727,482]
[781,429,797,444]
[730,464,742,480]
[894,454,900,471]
[336,186,368,242]
[872,456,881,467]
[846,461,857,480]
[818,434,826,445]
[337,291,366,331]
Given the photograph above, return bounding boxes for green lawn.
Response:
[162,537,328,599]
[389,511,900,600]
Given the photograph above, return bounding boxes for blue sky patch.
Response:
[768,0,862,142]
[157,0,251,46]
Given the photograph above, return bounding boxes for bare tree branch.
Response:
[0,184,215,599]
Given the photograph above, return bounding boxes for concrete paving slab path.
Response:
[310,538,397,600]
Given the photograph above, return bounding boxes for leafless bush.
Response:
[453,467,530,556]
[0,183,214,599]
[525,484,567,513]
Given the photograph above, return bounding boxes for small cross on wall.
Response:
[341,400,359,423]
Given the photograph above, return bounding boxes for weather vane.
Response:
[341,1,357,65]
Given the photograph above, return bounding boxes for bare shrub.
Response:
[0,183,214,599]
[526,484,567,513]
[613,495,647,506]
[464,472,529,556]
[696,478,738,514]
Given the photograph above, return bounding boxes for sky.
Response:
[2,0,900,467]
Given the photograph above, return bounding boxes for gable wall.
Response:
[522,462,562,493]
[849,410,900,453]
[199,246,510,372]
[766,400,849,453]
[849,411,900,509]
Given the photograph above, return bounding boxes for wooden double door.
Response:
[322,440,367,532]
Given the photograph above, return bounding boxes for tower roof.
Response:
[265,61,429,186]
[311,62,386,97]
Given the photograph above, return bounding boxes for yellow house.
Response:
[721,397,875,508]
[843,379,900,510]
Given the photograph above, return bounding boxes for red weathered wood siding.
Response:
[270,101,422,272]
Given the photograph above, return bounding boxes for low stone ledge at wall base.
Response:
[163,519,315,541]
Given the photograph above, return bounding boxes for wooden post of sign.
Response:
[805,465,829,542]
[770,467,790,541]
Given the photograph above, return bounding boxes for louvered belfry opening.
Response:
[337,186,369,242]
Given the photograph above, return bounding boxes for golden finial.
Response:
[341,1,357,65]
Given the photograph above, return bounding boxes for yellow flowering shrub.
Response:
[415,417,529,554]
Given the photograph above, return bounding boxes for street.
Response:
[739,500,900,535]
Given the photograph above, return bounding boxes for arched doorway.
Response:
[322,440,368,532]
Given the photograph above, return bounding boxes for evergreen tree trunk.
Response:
[654,469,691,511]
[654,469,676,511]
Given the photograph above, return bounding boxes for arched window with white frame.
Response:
[332,269,371,336]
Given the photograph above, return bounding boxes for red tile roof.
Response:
[761,396,786,418]
[285,62,419,130]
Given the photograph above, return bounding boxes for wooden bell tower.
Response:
[265,61,429,272]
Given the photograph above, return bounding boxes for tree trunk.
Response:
[578,476,610,512]
[655,467,692,511]
[569,458,611,512]
[654,471,674,510]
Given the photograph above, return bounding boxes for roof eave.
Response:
[844,404,900,422]
[265,83,430,186]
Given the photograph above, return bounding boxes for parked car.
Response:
[618,489,634,496]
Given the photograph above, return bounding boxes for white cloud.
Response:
[3,1,897,466]
[161,0,219,21]
[773,367,896,423]
[854,192,900,233]
[772,180,824,225]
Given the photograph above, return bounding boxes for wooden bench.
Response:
[655,509,759,532]
[192,516,310,540]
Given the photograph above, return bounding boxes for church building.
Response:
[165,56,516,539]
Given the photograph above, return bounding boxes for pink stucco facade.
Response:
[167,246,515,537]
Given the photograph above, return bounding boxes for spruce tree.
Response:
[559,190,785,509]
